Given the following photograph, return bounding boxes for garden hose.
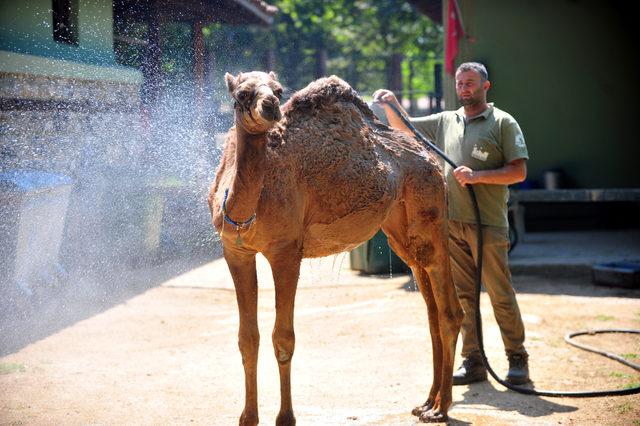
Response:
[376,99,640,397]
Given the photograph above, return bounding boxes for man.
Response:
[372,62,530,385]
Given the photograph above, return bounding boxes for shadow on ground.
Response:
[512,274,640,299]
[456,381,577,418]
[396,272,640,299]
[0,247,220,356]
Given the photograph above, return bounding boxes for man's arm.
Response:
[453,158,527,186]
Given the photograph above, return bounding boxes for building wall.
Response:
[0,0,152,271]
[0,71,142,175]
[1,0,143,177]
[0,69,147,270]
[445,0,639,188]
[0,0,118,65]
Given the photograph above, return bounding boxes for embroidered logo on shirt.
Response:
[471,144,489,161]
[515,134,526,148]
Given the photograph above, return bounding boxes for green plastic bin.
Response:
[350,230,409,274]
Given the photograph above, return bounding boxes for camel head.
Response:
[225,71,283,134]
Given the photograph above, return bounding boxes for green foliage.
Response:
[595,314,614,321]
[624,381,640,390]
[0,363,26,374]
[609,371,632,379]
[610,372,640,391]
[203,0,442,103]
[113,21,147,69]
[617,402,633,414]
[161,22,195,83]
[113,1,443,109]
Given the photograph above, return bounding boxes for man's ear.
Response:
[483,80,491,92]
[268,71,278,81]
[225,72,237,92]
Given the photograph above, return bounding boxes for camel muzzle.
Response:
[260,101,281,122]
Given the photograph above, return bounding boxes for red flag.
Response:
[445,0,464,75]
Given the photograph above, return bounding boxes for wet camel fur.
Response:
[208,71,463,424]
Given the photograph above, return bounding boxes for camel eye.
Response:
[236,90,250,102]
[274,88,283,99]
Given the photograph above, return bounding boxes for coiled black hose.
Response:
[377,99,640,397]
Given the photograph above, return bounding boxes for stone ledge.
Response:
[0,71,140,105]
[510,262,591,279]
[0,50,142,84]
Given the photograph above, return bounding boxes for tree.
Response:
[202,0,442,109]
[276,0,348,82]
[337,1,442,103]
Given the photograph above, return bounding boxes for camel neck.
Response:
[226,124,268,222]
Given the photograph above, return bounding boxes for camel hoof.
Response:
[239,410,259,426]
[418,409,447,423]
[411,401,434,416]
[275,410,296,426]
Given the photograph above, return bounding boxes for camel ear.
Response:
[268,71,278,81]
[225,72,236,92]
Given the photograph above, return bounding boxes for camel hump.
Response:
[283,75,377,121]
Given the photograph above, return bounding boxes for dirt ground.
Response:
[1,254,639,425]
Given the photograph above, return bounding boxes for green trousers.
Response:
[448,220,526,358]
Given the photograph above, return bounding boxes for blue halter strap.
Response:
[222,188,256,230]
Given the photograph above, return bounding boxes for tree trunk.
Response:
[142,3,162,108]
[193,19,205,124]
[264,48,276,73]
[315,47,328,79]
[434,63,443,113]
[387,52,404,103]
[347,54,358,90]
[408,59,416,115]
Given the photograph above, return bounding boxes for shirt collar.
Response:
[456,102,494,121]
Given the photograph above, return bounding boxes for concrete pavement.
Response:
[509,229,640,278]
[2,229,639,425]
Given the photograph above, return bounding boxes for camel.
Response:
[208,70,463,424]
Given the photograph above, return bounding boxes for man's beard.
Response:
[458,87,484,106]
[458,94,481,106]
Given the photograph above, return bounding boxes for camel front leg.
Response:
[225,248,260,426]
[265,246,302,426]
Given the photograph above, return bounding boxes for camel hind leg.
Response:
[419,231,463,422]
[382,199,463,422]
[409,266,444,415]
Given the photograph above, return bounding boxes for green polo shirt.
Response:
[410,104,528,228]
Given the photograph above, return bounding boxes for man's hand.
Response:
[371,89,414,136]
[453,166,477,186]
[453,160,527,186]
[372,89,401,108]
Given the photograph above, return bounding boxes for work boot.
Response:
[452,353,487,385]
[506,352,530,385]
